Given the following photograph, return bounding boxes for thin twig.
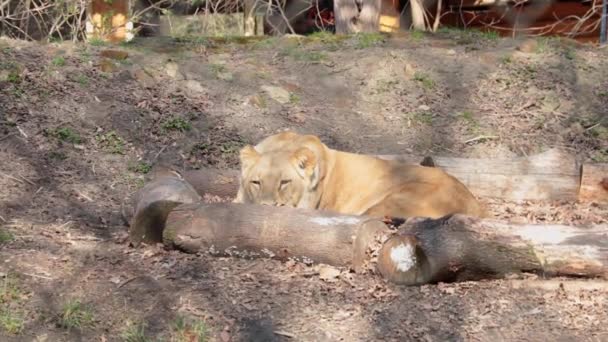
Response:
[21,272,54,280]
[118,275,144,289]
[274,330,296,338]
[463,135,499,144]
[0,171,25,184]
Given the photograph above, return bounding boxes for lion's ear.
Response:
[291,147,319,186]
[239,145,260,170]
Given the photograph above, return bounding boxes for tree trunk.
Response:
[243,0,257,36]
[334,0,360,33]
[409,0,427,30]
[358,0,383,32]
[376,214,608,285]
[163,202,390,270]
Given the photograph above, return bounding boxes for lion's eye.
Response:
[251,180,261,186]
[279,179,291,189]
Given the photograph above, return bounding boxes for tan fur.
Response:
[234,131,487,219]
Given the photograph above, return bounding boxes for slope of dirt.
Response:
[0,31,607,341]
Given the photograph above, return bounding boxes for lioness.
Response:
[234,131,487,219]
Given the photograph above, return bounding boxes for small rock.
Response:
[131,67,156,88]
[0,70,10,81]
[181,80,206,95]
[261,85,291,104]
[217,72,233,81]
[249,95,266,108]
[98,58,117,73]
[516,39,538,53]
[319,265,341,282]
[404,63,416,77]
[418,104,430,111]
[208,53,230,65]
[165,61,184,80]
[446,49,456,55]
[99,49,129,60]
[288,112,307,124]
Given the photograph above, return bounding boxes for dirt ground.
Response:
[1,31,607,341]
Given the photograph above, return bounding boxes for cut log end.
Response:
[376,234,430,286]
[129,176,202,247]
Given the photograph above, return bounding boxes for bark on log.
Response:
[578,163,608,203]
[377,148,582,201]
[163,202,390,270]
[376,214,608,285]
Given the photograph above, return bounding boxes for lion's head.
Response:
[235,144,321,208]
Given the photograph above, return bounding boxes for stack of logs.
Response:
[124,148,608,286]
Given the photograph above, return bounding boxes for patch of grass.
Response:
[51,56,66,67]
[0,229,14,244]
[591,149,608,163]
[0,275,25,335]
[280,45,327,62]
[88,38,106,47]
[121,320,149,342]
[413,72,435,89]
[48,151,67,161]
[58,299,93,330]
[563,48,576,60]
[74,73,89,85]
[459,111,480,132]
[289,93,300,104]
[588,124,608,140]
[162,117,192,132]
[500,55,512,64]
[49,127,82,144]
[535,37,556,54]
[354,32,386,49]
[97,131,126,154]
[172,316,208,342]
[129,161,152,174]
[6,72,20,83]
[375,79,399,93]
[209,63,226,75]
[251,37,279,50]
[410,30,425,41]
[478,30,499,40]
[0,309,24,335]
[409,111,434,125]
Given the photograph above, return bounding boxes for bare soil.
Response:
[1,31,607,341]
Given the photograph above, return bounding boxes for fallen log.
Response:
[122,148,593,225]
[158,202,608,285]
[376,215,608,285]
[163,202,390,270]
[377,148,582,202]
[128,172,201,247]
